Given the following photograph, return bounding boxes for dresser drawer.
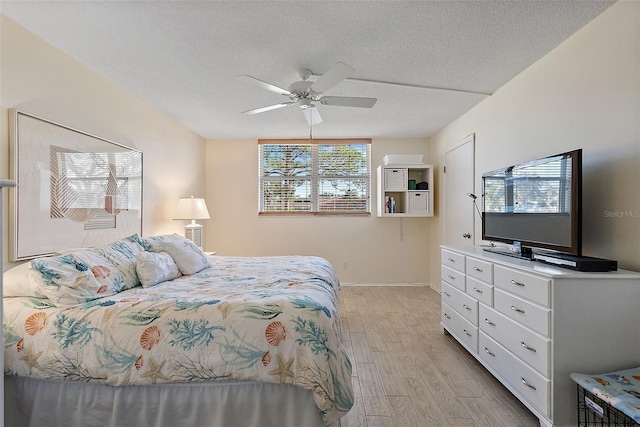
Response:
[494,289,550,337]
[466,257,493,283]
[479,332,550,417]
[479,304,550,377]
[442,282,478,326]
[494,265,550,307]
[466,276,493,307]
[442,302,478,353]
[441,265,465,291]
[441,249,465,273]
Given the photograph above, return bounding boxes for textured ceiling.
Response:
[1,1,614,140]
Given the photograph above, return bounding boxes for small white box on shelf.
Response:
[408,191,429,213]
[383,154,423,165]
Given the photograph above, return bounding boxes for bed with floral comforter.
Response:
[3,235,353,426]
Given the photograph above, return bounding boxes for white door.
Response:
[443,134,476,246]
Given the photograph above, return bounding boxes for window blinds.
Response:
[258,139,371,214]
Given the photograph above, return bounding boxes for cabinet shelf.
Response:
[376,163,433,217]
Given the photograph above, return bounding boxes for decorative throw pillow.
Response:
[30,250,122,305]
[135,251,181,288]
[2,261,47,298]
[160,240,212,275]
[93,234,145,289]
[138,233,187,253]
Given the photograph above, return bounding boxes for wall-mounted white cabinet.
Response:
[376,164,433,217]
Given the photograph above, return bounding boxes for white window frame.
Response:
[258,139,371,215]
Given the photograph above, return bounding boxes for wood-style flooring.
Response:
[338,285,540,427]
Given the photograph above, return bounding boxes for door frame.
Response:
[442,133,476,245]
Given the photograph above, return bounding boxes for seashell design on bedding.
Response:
[3,254,354,425]
[119,297,141,306]
[262,351,271,367]
[24,312,47,336]
[265,321,286,346]
[217,302,232,319]
[135,355,144,370]
[140,325,161,351]
[91,265,111,279]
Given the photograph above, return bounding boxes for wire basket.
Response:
[577,385,640,427]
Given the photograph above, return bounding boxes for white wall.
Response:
[0,16,207,269]
[429,1,640,290]
[205,138,432,284]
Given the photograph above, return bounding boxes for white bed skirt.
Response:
[5,376,332,427]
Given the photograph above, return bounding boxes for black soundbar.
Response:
[532,251,617,272]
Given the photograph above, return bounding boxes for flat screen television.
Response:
[481,148,582,257]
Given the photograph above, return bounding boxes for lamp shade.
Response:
[174,196,210,220]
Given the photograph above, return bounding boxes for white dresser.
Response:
[440,245,640,427]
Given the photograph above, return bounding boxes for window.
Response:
[258,139,371,215]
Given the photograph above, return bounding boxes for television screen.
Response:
[482,149,582,256]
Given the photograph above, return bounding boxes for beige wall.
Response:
[0,16,206,269]
[3,2,638,288]
[205,138,432,284]
[429,1,640,291]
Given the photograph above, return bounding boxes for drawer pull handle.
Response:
[511,279,525,287]
[448,275,456,280]
[448,258,456,263]
[484,318,495,326]
[521,341,537,352]
[473,267,483,272]
[444,292,451,297]
[521,377,537,390]
[444,313,451,319]
[463,304,472,311]
[484,347,496,357]
[511,305,525,314]
[463,329,472,337]
[473,287,483,294]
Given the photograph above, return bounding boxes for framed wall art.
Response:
[9,110,143,260]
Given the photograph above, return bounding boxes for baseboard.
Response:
[340,282,429,287]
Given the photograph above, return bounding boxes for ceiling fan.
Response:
[237,62,377,125]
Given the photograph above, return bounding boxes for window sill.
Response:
[258,212,371,217]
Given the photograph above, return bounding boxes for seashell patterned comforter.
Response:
[3,255,353,426]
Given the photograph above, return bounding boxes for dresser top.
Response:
[441,245,640,279]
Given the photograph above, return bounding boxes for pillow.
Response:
[135,251,181,288]
[94,234,145,290]
[160,240,212,275]
[138,233,187,253]
[30,250,123,306]
[3,262,47,298]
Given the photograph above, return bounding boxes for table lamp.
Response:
[174,196,210,247]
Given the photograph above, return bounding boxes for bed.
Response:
[2,234,353,427]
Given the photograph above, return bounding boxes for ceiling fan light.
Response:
[303,107,322,125]
[299,98,311,109]
[296,68,312,81]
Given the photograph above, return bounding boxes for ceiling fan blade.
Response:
[309,62,355,94]
[242,102,296,115]
[320,96,377,108]
[302,107,323,125]
[236,75,291,95]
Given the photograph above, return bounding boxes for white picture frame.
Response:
[9,110,143,260]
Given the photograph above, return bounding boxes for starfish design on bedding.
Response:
[141,357,170,384]
[19,343,43,374]
[268,353,295,383]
